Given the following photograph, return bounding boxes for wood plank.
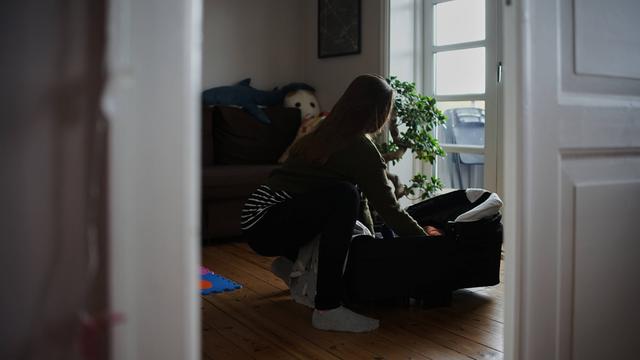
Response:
[448,290,504,323]
[204,252,371,359]
[351,299,503,358]
[413,310,502,351]
[205,290,376,359]
[357,301,503,351]
[201,323,253,360]
[201,300,295,359]
[205,247,492,360]
[423,309,504,338]
[372,323,474,360]
[439,308,504,334]
[375,312,503,360]
[225,242,274,270]
[204,248,437,359]
[204,292,338,360]
[202,242,505,360]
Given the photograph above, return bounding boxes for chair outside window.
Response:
[438,107,485,189]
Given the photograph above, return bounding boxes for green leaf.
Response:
[381,76,447,199]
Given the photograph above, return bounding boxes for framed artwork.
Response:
[318,0,361,58]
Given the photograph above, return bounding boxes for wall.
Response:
[201,0,304,90]
[389,0,418,84]
[389,0,419,206]
[302,0,386,110]
[202,0,386,109]
[201,0,415,206]
[301,0,419,206]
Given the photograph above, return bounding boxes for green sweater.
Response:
[267,135,427,237]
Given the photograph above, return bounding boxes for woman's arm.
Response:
[353,138,427,237]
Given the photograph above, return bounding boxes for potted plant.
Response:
[375,76,447,200]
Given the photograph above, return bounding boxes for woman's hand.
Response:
[423,225,443,236]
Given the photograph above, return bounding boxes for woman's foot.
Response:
[312,306,379,332]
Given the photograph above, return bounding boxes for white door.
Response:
[504,0,640,359]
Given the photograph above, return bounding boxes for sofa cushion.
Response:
[202,165,278,199]
[211,106,300,164]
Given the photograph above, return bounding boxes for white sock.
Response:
[312,306,379,333]
[270,256,293,286]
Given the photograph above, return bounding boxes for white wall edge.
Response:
[105,0,202,358]
[502,0,524,359]
[380,0,391,77]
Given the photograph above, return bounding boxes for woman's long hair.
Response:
[288,74,393,164]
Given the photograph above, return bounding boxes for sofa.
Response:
[201,105,300,240]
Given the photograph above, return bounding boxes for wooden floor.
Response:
[201,242,504,360]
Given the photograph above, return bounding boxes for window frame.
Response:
[416,0,502,193]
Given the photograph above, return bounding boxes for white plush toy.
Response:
[284,88,320,120]
[279,89,328,163]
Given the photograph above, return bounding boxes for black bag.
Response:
[343,189,503,307]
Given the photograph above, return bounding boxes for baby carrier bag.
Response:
[343,189,503,307]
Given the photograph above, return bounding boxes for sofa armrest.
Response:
[201,164,279,239]
[202,164,279,199]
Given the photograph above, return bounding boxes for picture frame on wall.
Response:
[318,0,361,58]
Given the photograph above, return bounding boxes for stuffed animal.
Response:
[201,79,315,124]
[284,88,320,120]
[279,88,328,163]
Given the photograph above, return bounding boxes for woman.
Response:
[241,74,427,332]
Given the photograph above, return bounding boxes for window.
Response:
[428,0,500,192]
[389,0,500,194]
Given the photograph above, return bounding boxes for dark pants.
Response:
[243,182,360,310]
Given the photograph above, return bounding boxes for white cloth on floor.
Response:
[289,220,371,308]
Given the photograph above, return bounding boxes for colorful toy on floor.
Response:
[200,266,242,295]
[200,266,212,276]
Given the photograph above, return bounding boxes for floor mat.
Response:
[200,266,242,295]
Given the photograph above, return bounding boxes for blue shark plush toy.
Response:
[202,79,314,124]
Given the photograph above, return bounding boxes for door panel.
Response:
[558,155,640,359]
[574,0,640,79]
[514,0,640,359]
[572,181,640,359]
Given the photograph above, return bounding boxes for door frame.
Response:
[107,0,524,358]
[501,0,523,358]
[106,0,202,359]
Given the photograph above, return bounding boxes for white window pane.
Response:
[434,0,485,46]
[435,47,485,95]
[437,100,485,112]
